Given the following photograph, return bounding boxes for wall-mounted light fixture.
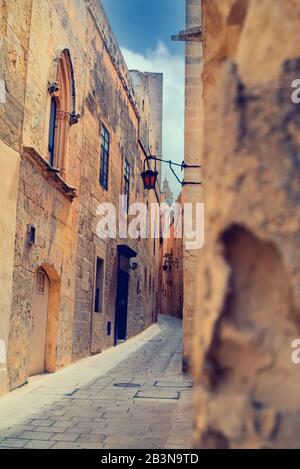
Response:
[141,155,201,191]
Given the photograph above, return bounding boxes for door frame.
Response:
[114,245,137,345]
[32,264,61,374]
[29,268,50,376]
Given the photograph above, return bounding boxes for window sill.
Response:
[22,146,77,201]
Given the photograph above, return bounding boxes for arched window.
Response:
[48,49,78,177]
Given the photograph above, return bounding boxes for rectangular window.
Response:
[100,125,110,190]
[124,159,130,212]
[94,257,104,313]
[36,269,46,295]
[48,97,57,167]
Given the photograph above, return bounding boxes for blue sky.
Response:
[101,0,185,197]
[102,0,185,56]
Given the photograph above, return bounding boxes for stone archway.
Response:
[41,264,61,373]
[28,265,61,376]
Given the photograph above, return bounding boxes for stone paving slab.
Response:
[25,440,55,449]
[0,322,161,430]
[0,316,193,449]
[134,389,180,400]
[155,380,193,388]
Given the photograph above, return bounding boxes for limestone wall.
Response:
[0,0,32,152]
[0,0,32,393]
[72,6,162,358]
[183,0,203,372]
[7,0,86,389]
[193,0,300,449]
[2,0,162,391]
[0,142,20,394]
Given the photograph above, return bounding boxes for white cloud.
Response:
[121,42,184,198]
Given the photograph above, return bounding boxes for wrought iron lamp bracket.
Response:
[144,156,202,186]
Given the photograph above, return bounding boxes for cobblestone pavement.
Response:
[0,316,193,449]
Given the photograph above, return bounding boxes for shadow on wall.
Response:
[201,224,300,448]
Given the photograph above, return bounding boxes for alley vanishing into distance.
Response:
[0,316,193,449]
[3,0,300,452]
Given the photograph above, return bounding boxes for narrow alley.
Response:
[0,316,193,449]
[3,0,299,454]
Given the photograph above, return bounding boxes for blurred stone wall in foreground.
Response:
[192,0,300,448]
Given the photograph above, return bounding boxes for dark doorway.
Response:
[114,245,137,345]
[115,264,129,343]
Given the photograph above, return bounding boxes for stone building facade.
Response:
[182,0,203,372]
[183,0,300,449]
[0,0,36,394]
[161,185,183,319]
[0,0,162,394]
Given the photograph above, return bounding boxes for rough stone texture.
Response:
[182,0,204,373]
[192,0,300,449]
[72,5,162,359]
[0,0,32,152]
[7,0,86,389]
[0,0,33,394]
[0,141,20,395]
[2,0,162,392]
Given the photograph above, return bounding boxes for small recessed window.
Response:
[94,257,104,313]
[100,125,110,190]
[124,159,130,212]
[36,269,46,295]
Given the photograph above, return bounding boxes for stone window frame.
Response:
[47,48,78,180]
[100,123,110,191]
[36,268,47,295]
[123,158,130,212]
[92,250,107,316]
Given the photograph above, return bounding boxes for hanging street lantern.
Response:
[141,155,201,191]
[141,155,159,190]
[141,168,159,190]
